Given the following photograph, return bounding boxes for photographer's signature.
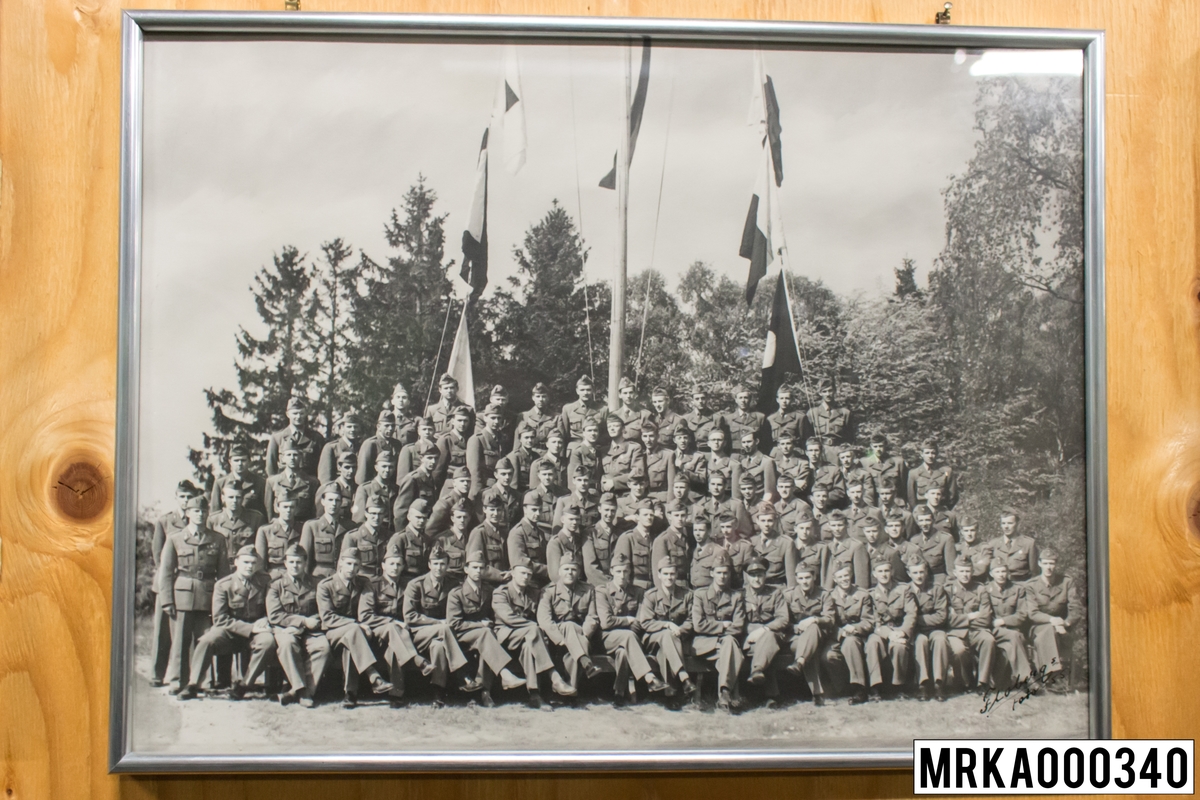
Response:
[978,660,1060,715]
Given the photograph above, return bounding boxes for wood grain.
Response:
[2,0,1198,798]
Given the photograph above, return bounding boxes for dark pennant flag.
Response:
[599,39,652,189]
[461,128,488,296]
[758,272,803,411]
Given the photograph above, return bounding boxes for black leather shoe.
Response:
[477,691,496,708]
[342,693,357,709]
[229,681,247,700]
[849,688,869,705]
[177,685,198,701]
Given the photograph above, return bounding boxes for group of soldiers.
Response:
[148,373,1083,712]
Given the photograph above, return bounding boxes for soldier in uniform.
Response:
[805,377,855,446]
[645,387,681,449]
[732,430,778,502]
[800,438,828,500]
[600,414,641,494]
[731,472,764,542]
[614,500,657,590]
[265,436,319,520]
[397,416,437,481]
[559,374,607,452]
[793,510,831,590]
[906,438,959,509]
[721,513,756,580]
[823,510,869,591]
[810,484,835,537]
[912,505,957,584]
[845,480,877,538]
[482,457,522,532]
[583,493,620,588]
[529,429,568,494]
[615,472,659,531]
[158,494,229,692]
[773,474,811,537]
[267,544,328,707]
[546,503,588,583]
[210,444,266,517]
[612,376,645,430]
[467,403,506,502]
[357,409,400,487]
[402,545,474,705]
[340,495,389,579]
[727,385,768,456]
[957,517,993,580]
[639,421,673,500]
[989,509,1038,583]
[434,499,473,585]
[389,381,419,446]
[385,499,432,588]
[688,516,722,590]
[467,494,512,586]
[690,550,746,711]
[906,556,950,701]
[351,449,398,534]
[771,432,810,495]
[750,502,796,589]
[568,418,604,490]
[682,386,726,453]
[508,491,550,585]
[924,485,959,541]
[515,382,559,455]
[507,427,539,495]
[861,434,907,506]
[429,373,465,436]
[317,549,396,707]
[860,515,899,586]
[477,384,516,455]
[945,555,997,691]
[493,557,574,708]
[782,563,833,705]
[255,489,303,580]
[447,550,527,707]
[637,557,696,701]
[884,512,922,581]
[426,466,476,539]
[985,560,1032,689]
[670,424,708,497]
[333,451,358,522]
[1024,549,1082,686]
[318,411,362,484]
[394,441,439,527]
[650,499,693,590]
[595,553,669,704]
[209,482,265,569]
[705,428,734,486]
[300,482,349,579]
[266,396,325,478]
[740,556,790,703]
[695,472,740,540]
[360,546,436,707]
[554,465,600,531]
[876,478,916,538]
[822,559,876,705]
[766,385,807,454]
[435,405,474,489]
[867,561,916,698]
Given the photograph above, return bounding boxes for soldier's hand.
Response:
[285,626,303,636]
[994,618,1007,628]
[630,619,644,635]
[163,604,176,619]
[304,616,320,630]
[667,622,681,635]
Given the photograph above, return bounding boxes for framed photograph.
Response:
[111,10,1108,772]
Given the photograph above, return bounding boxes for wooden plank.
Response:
[2,0,1199,798]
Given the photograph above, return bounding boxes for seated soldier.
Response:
[178,545,275,701]
[537,552,602,694]
[911,505,957,584]
[652,500,693,589]
[361,545,435,707]
[426,466,476,539]
[637,557,696,701]
[741,556,790,706]
[493,557,574,708]
[989,509,1039,584]
[316,550,395,707]
[508,490,551,586]
[352,449,398,534]
[467,494,512,587]
[402,544,475,706]
[867,561,916,699]
[823,510,870,591]
[447,551,528,707]
[907,555,951,701]
[1023,548,1082,689]
[340,495,389,579]
[750,501,796,589]
[822,559,876,705]
[613,500,657,590]
[267,543,328,708]
[782,563,833,706]
[434,498,473,585]
[792,510,831,590]
[583,492,620,588]
[732,430,778,502]
[690,549,746,712]
[255,488,303,581]
[385,499,432,588]
[945,555,997,692]
[209,482,264,570]
[957,516,992,580]
[595,552,670,705]
[986,560,1033,690]
[689,516,722,590]
[394,441,439,526]
[300,482,349,579]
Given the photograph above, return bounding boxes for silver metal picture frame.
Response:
[111,9,1108,773]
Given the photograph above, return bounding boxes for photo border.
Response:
[110,9,1108,773]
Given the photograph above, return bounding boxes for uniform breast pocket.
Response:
[269,544,284,561]
[228,594,246,611]
[178,551,195,568]
[315,539,334,557]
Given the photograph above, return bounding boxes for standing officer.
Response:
[508,491,550,585]
[429,374,465,436]
[158,494,229,693]
[782,563,833,706]
[316,549,395,707]
[740,557,789,698]
[637,558,696,701]
[985,560,1033,689]
[515,382,559,455]
[255,488,303,581]
[1023,549,1082,687]
[266,396,325,478]
[357,409,400,487]
[559,374,607,453]
[907,555,950,701]
[612,376,645,429]
[861,434,907,506]
[403,544,474,705]
[651,499,693,589]
[805,377,855,446]
[727,385,768,456]
[682,386,726,453]
[645,387,681,449]
[537,552,603,694]
[177,545,274,701]
[906,438,959,509]
[209,482,264,569]
[822,559,876,705]
[210,444,266,517]
[493,557,572,709]
[435,406,474,489]
[467,403,506,502]
[595,552,670,704]
[767,385,807,454]
[989,509,1039,583]
[447,551,528,707]
[264,436,319,520]
[945,555,997,692]
[614,500,657,590]
[691,550,745,711]
[393,441,439,527]
[583,493,620,588]
[867,561,916,698]
[300,482,349,579]
[467,494,512,586]
[267,543,328,707]
[318,411,362,484]
[360,545,435,707]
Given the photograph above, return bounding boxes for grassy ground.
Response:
[130,619,1089,756]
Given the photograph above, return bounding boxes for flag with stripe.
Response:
[748,50,784,187]
[758,272,803,410]
[740,143,785,305]
[461,128,489,297]
[495,45,527,175]
[599,39,652,189]
[446,304,476,409]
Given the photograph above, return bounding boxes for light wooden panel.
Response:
[2,0,1198,798]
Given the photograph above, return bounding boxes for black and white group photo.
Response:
[129,35,1091,756]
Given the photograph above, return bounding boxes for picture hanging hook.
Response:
[935,2,952,24]
[285,0,300,9]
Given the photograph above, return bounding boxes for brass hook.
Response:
[935,2,952,24]
[285,0,300,8]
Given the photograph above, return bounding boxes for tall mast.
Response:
[608,43,632,409]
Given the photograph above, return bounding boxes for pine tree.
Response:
[305,238,360,437]
[893,258,923,301]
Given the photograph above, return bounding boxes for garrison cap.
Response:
[236,544,259,560]
[483,403,504,417]
[523,490,542,506]
[903,552,930,568]
[183,495,209,511]
[428,544,449,562]
[558,551,580,568]
[954,555,974,570]
[711,549,734,569]
[673,473,691,486]
[531,382,549,394]
[912,504,933,517]
[561,504,582,519]
[640,421,659,434]
[377,408,396,424]
[618,377,635,390]
[832,559,854,574]
[572,465,592,478]
[490,384,508,399]
[610,551,632,568]
[375,449,397,465]
[279,436,302,454]
[869,432,888,445]
[665,498,689,514]
[673,422,693,436]
[228,444,249,458]
[511,556,534,571]
[628,471,647,484]
[794,563,817,577]
[776,431,795,442]
[859,513,883,530]
[754,500,776,517]
[286,396,306,412]
[284,543,308,560]
[634,499,656,512]
[466,549,486,565]
[453,405,473,420]
[959,515,979,528]
[744,556,769,575]
[408,499,431,516]
[450,498,472,515]
[599,491,618,507]
[576,375,593,388]
[604,412,624,426]
[739,473,759,487]
[274,486,298,504]
[716,511,737,525]
[417,415,436,428]
[731,384,748,395]
[439,373,459,387]
[340,410,361,426]
[482,493,504,509]
[495,456,514,472]
[1038,548,1059,561]
[364,494,388,511]
[318,481,342,497]
[384,540,405,561]
[826,509,847,522]
[794,506,815,522]
[337,451,357,465]
[656,555,678,572]
[418,441,439,457]
[582,417,601,431]
[452,466,471,480]
[339,548,361,563]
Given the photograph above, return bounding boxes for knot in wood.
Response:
[54,462,108,521]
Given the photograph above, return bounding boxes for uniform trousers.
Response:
[151,593,173,683]
[1029,624,1067,675]
[745,630,782,675]
[544,621,593,687]
[189,626,275,689]
[600,629,654,682]
[455,627,513,677]
[992,627,1032,685]
[273,629,330,697]
[325,622,381,693]
[410,623,468,688]
[168,611,211,688]
[787,626,826,696]
[496,624,554,690]
[644,629,688,682]
[947,629,996,688]
[367,622,421,696]
[867,630,912,686]
[692,634,744,693]
[913,630,949,685]
[824,633,881,688]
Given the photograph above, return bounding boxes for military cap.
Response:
[228,444,250,458]
[628,471,647,484]
[453,405,473,420]
[532,382,549,394]
[417,415,436,428]
[832,559,854,574]
[999,508,1021,520]
[384,540,405,561]
[859,514,883,530]
[794,506,815,522]
[364,494,388,511]
[754,500,776,517]
[495,456,514,472]
[483,403,504,418]
[826,509,847,522]
[339,548,361,563]
[451,465,471,480]
[775,473,795,487]
[490,384,509,399]
[712,549,734,569]
[640,420,659,434]
[878,476,898,491]
[869,432,889,445]
[558,551,580,568]
[610,552,631,568]
[418,441,439,457]
[318,481,342,497]
[794,563,817,577]
[912,504,933,517]
[236,544,259,560]
[466,549,486,565]
[655,555,677,572]
[692,515,710,528]
[633,499,656,512]
[279,436,302,454]
[903,552,929,568]
[731,384,749,395]
[953,555,974,570]
[337,451,357,465]
[716,511,737,524]
[378,408,396,423]
[744,556,769,574]
[599,491,618,507]
[408,498,431,516]
[959,515,979,528]
[561,504,583,518]
[511,556,534,571]
[673,422,694,437]
[428,544,449,562]
[739,473,759,487]
[776,431,795,442]
[340,410,361,426]
[285,543,308,560]
[576,375,593,388]
[817,377,836,390]
[482,493,504,509]
[618,377,635,390]
[571,464,592,478]
[375,449,397,465]
[450,498,473,515]
[439,373,459,387]
[884,509,908,522]
[846,477,864,490]
[183,494,209,511]
[1038,548,1059,561]
[523,490,542,506]
[582,417,601,431]
[690,385,706,396]
[286,396,306,412]
[672,473,691,487]
[604,412,624,426]
[665,498,689,514]
[274,486,298,504]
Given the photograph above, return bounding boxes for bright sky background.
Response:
[138,37,1081,508]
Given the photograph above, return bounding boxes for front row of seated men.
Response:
[158,495,1079,710]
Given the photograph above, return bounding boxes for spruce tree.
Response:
[305,238,360,436]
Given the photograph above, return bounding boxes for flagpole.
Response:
[608,43,632,410]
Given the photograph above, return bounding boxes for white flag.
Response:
[446,305,475,408]
[493,45,527,175]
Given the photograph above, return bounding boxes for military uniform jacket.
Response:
[774,497,811,538]
[267,573,319,628]
[537,581,598,641]
[910,581,949,633]
[319,437,360,485]
[482,484,522,530]
[690,541,724,589]
[508,518,549,578]
[352,477,398,530]
[429,399,465,436]
[637,585,695,633]
[545,531,586,583]
[568,441,602,485]
[861,454,908,502]
[887,539,923,583]
[651,529,693,586]
[559,400,607,443]
[732,452,778,499]
[492,581,541,631]
[986,581,1028,627]
[945,580,994,631]
[601,440,642,482]
[394,467,437,526]
[267,424,325,477]
[583,524,617,587]
[316,572,371,631]
[610,402,643,429]
[403,572,452,625]
[645,409,682,449]
[806,404,855,445]
[958,541,994,579]
[340,527,386,577]
[426,489,477,539]
[209,507,265,564]
[210,472,267,517]
[467,522,511,584]
[752,533,797,586]
[447,578,495,633]
[361,574,407,627]
[988,535,1039,582]
[1025,575,1083,628]
[265,470,319,521]
[434,430,469,486]
[213,572,271,636]
[725,538,755,583]
[795,541,831,589]
[681,410,727,452]
[435,530,470,582]
[829,585,875,636]
[395,438,431,483]
[613,529,655,588]
[671,449,709,494]
[596,581,643,630]
[157,528,230,611]
[825,536,870,591]
[907,463,959,508]
[772,452,812,492]
[385,527,429,584]
[690,585,746,641]
[913,531,957,576]
[516,408,559,453]
[813,465,848,497]
[467,428,505,499]
[726,410,767,454]
[255,520,302,576]
[360,434,403,485]
[300,516,348,575]
[639,445,672,494]
[553,491,600,530]
[743,584,790,633]
[863,541,899,586]
[871,583,917,637]
[783,585,834,636]
[706,452,734,483]
[529,454,567,494]
[766,409,807,452]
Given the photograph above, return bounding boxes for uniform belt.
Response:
[178,569,215,580]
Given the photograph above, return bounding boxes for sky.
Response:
[137,37,1082,508]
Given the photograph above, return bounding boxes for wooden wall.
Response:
[1,0,1197,797]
